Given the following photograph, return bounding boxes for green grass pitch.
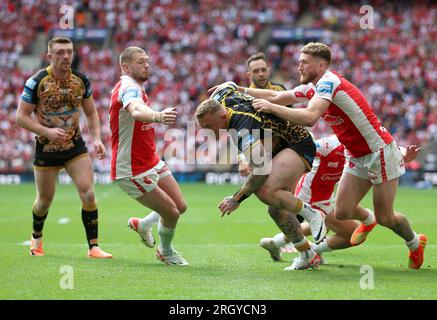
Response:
[0,183,436,300]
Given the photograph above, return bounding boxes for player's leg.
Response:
[130,165,186,239]
[255,149,323,269]
[335,172,372,221]
[267,207,320,270]
[30,167,59,256]
[256,148,327,244]
[335,172,377,245]
[314,212,360,254]
[157,174,187,215]
[133,186,188,265]
[129,171,188,255]
[64,154,112,258]
[372,178,427,269]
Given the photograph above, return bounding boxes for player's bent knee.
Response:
[162,207,180,222]
[375,214,394,227]
[80,188,96,206]
[334,207,350,220]
[34,199,52,214]
[35,195,54,212]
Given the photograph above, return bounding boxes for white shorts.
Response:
[116,160,172,199]
[311,201,335,216]
[343,141,405,185]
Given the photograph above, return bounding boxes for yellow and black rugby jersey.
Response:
[211,82,311,152]
[21,66,92,152]
[249,81,286,92]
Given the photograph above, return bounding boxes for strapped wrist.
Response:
[233,190,250,203]
[153,112,161,123]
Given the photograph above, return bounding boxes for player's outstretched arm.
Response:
[16,99,67,143]
[245,87,299,106]
[208,83,298,106]
[254,97,330,127]
[127,101,177,125]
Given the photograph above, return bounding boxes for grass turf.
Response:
[0,183,436,300]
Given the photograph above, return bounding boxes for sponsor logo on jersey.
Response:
[25,78,37,90]
[327,161,339,168]
[60,89,71,95]
[316,81,333,94]
[323,114,344,126]
[321,173,342,181]
[141,123,153,131]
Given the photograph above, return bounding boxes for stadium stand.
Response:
[0,0,436,179]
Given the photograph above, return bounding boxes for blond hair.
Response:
[48,37,73,52]
[195,99,224,120]
[301,42,332,65]
[119,46,146,65]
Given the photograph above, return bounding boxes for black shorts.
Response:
[33,137,88,169]
[278,136,316,172]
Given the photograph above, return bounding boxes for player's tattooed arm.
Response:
[218,141,271,217]
[237,141,269,198]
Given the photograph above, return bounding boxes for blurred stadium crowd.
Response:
[0,0,436,173]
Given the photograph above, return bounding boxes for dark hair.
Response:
[48,37,73,52]
[246,52,268,68]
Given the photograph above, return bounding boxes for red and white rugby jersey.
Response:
[295,135,345,204]
[109,75,160,180]
[291,70,393,158]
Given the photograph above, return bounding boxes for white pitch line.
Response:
[58,217,70,224]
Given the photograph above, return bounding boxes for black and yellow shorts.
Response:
[279,136,316,172]
[33,138,88,170]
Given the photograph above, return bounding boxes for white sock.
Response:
[158,220,175,255]
[362,208,376,226]
[296,200,319,222]
[272,233,287,248]
[292,237,315,260]
[140,211,160,229]
[313,239,332,254]
[406,233,419,251]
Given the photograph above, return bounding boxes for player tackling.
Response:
[236,42,427,269]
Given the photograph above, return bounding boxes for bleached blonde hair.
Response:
[195,99,224,120]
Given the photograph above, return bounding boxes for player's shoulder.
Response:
[24,68,49,89]
[71,69,90,84]
[318,70,342,85]
[120,75,142,90]
[315,70,342,95]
